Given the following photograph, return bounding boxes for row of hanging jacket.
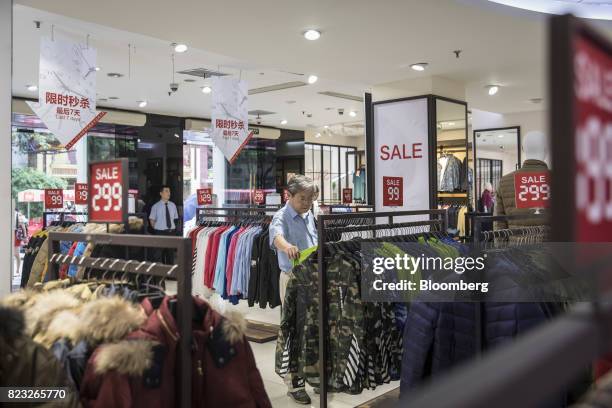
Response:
[438,204,469,237]
[438,153,463,192]
[21,218,145,288]
[187,219,281,308]
[1,277,272,408]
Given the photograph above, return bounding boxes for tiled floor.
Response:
[242,304,399,408]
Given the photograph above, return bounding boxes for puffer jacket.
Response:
[494,159,549,230]
[0,305,81,408]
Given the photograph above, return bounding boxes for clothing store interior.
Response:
[3,0,612,407]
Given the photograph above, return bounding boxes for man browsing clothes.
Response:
[270,175,319,404]
[149,185,179,263]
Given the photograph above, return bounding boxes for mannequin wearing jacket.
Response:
[494,131,549,230]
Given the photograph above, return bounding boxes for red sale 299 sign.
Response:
[197,188,213,205]
[342,188,353,204]
[253,189,265,205]
[44,189,64,209]
[74,183,88,205]
[88,159,128,223]
[514,171,550,209]
[382,176,403,207]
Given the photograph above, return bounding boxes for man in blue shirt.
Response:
[149,185,180,263]
[270,175,319,404]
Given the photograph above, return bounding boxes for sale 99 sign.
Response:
[383,176,403,207]
[44,189,64,209]
[74,183,88,205]
[514,172,550,209]
[88,159,128,223]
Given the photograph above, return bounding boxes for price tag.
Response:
[88,159,127,223]
[253,189,265,205]
[514,171,550,209]
[342,188,353,204]
[44,189,63,209]
[197,188,213,205]
[74,183,88,205]
[382,176,403,207]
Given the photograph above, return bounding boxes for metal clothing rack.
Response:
[47,232,192,408]
[195,206,279,223]
[43,211,150,232]
[316,209,448,408]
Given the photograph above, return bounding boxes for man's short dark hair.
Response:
[160,185,171,193]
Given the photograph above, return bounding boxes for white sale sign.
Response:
[373,98,430,217]
[27,37,106,151]
[211,76,254,164]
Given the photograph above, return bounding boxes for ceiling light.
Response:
[201,86,212,94]
[303,29,321,41]
[138,101,147,108]
[315,133,321,138]
[448,122,455,126]
[280,119,288,125]
[410,63,428,71]
[108,96,119,100]
[174,133,180,138]
[529,97,543,104]
[349,110,357,117]
[174,43,188,53]
[95,67,101,71]
[137,138,141,143]
[486,85,499,96]
[498,134,504,138]
[308,75,318,84]
[324,125,329,129]
[26,84,37,92]
[107,72,123,78]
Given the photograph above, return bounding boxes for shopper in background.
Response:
[149,185,179,263]
[14,209,28,275]
[270,174,319,405]
[481,182,495,213]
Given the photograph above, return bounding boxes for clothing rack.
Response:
[315,209,448,408]
[195,206,279,224]
[47,231,192,408]
[42,211,150,232]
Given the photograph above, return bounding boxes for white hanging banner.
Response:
[211,76,254,164]
[27,37,106,151]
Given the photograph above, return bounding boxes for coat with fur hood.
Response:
[80,296,271,408]
[0,305,81,408]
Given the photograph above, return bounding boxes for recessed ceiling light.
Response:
[108,96,119,100]
[286,100,296,104]
[174,43,188,53]
[307,75,318,84]
[324,125,329,129]
[498,134,504,138]
[529,97,543,104]
[303,29,321,41]
[280,119,288,125]
[410,63,428,71]
[138,101,147,108]
[184,78,196,83]
[97,98,108,102]
[201,86,212,94]
[448,122,455,126]
[26,84,37,92]
[107,72,123,78]
[315,133,321,138]
[95,67,101,71]
[486,85,499,96]
[349,110,357,117]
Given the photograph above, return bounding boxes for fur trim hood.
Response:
[221,308,247,345]
[94,340,158,376]
[23,290,81,338]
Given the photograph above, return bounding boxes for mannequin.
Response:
[494,130,550,230]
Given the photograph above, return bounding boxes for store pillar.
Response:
[1,0,12,295]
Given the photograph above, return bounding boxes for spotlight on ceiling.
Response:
[138,101,147,108]
[280,119,288,125]
[410,63,428,71]
[26,84,37,92]
[95,67,101,71]
[315,133,321,138]
[308,75,318,84]
[349,110,357,117]
[173,43,188,53]
[201,86,212,94]
[486,85,500,96]
[303,29,321,41]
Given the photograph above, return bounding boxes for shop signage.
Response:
[44,189,64,209]
[253,189,265,205]
[373,98,429,212]
[514,171,550,209]
[382,177,403,207]
[74,183,89,205]
[342,188,353,204]
[197,188,213,205]
[26,37,106,151]
[211,76,254,164]
[88,159,128,223]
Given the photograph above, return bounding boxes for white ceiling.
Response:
[13,0,612,130]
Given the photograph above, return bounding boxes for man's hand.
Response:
[283,244,299,260]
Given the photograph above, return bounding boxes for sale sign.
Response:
[197,188,213,205]
[253,189,265,205]
[514,171,550,209]
[88,159,128,223]
[382,177,403,207]
[74,183,88,205]
[342,188,353,204]
[26,37,106,151]
[211,76,254,164]
[44,189,63,209]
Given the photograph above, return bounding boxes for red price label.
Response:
[74,183,88,205]
[514,171,550,209]
[197,188,213,205]
[253,189,265,205]
[89,160,126,223]
[283,189,290,203]
[44,189,64,209]
[342,188,353,204]
[383,176,403,207]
